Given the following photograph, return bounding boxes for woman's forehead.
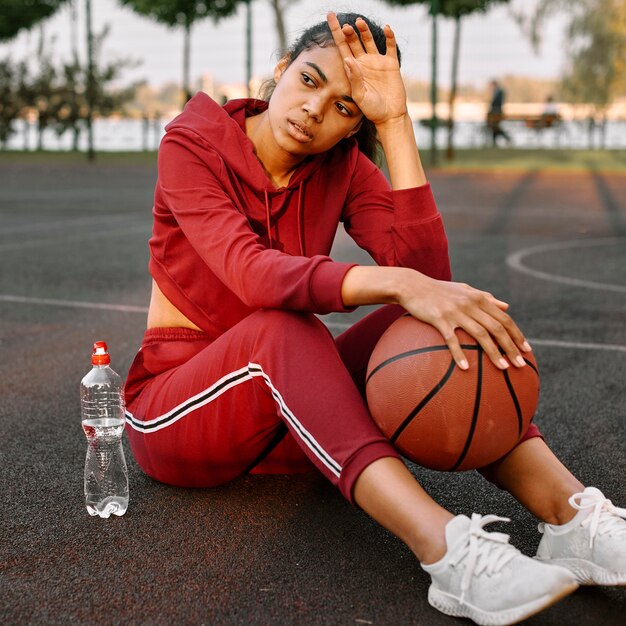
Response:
[291,45,352,92]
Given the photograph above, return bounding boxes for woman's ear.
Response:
[345,118,364,139]
[274,55,291,83]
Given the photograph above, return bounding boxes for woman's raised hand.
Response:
[327,12,407,126]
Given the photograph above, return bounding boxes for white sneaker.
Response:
[422,514,577,626]
[535,486,626,586]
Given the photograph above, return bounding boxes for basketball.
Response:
[365,315,539,471]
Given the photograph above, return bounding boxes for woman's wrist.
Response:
[374,112,412,139]
[341,265,417,308]
[376,114,427,190]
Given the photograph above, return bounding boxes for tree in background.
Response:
[512,0,626,148]
[0,59,22,147]
[0,0,70,41]
[383,0,509,160]
[120,0,244,104]
[266,0,300,56]
[52,25,139,150]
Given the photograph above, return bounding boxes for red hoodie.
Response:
[149,93,451,339]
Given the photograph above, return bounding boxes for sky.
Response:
[0,0,568,90]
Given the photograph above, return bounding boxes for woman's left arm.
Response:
[327,12,426,191]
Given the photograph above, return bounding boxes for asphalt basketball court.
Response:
[1,156,624,625]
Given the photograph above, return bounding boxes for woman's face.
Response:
[267,44,364,157]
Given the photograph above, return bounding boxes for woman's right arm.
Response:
[341,265,532,372]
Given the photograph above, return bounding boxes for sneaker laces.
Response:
[568,491,626,549]
[451,513,519,604]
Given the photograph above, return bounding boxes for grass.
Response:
[429,148,626,174]
[0,150,158,167]
[1,148,626,174]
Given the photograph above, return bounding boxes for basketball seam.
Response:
[390,358,457,444]
[366,343,480,384]
[502,369,524,438]
[450,348,483,471]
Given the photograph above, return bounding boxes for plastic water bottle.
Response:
[80,341,129,517]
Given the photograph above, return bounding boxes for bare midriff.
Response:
[147,280,202,331]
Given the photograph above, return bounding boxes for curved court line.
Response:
[506,237,626,293]
[1,296,625,353]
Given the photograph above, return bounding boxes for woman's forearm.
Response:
[341,265,415,307]
[376,114,427,191]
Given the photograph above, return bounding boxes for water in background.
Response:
[5,117,626,151]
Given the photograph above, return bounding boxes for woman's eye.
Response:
[301,73,314,86]
[336,103,350,116]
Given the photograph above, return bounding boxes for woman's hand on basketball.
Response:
[399,274,532,371]
[326,11,407,126]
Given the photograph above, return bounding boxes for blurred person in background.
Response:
[486,79,512,146]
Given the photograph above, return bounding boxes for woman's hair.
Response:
[258,13,401,164]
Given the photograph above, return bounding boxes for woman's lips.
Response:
[287,120,313,143]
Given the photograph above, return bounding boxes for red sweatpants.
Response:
[124,306,542,505]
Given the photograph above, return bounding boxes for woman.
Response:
[124,12,625,625]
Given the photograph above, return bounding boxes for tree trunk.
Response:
[246,0,253,97]
[23,119,30,150]
[268,0,288,56]
[600,115,607,149]
[37,118,44,151]
[429,2,439,167]
[183,21,192,104]
[85,0,95,161]
[446,15,461,161]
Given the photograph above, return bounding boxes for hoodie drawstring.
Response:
[296,181,305,257]
[264,182,305,256]
[264,188,272,250]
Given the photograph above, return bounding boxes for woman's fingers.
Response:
[458,315,518,370]
[436,324,470,371]
[404,278,533,371]
[341,23,367,57]
[328,12,396,61]
[384,24,399,61]
[476,306,531,358]
[327,12,353,60]
[354,17,380,54]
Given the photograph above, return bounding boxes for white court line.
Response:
[1,295,624,353]
[323,321,626,353]
[506,237,626,293]
[0,213,140,235]
[0,294,148,313]
[0,224,148,252]
[0,189,136,201]
[526,338,626,353]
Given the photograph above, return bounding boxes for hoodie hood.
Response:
[165,93,325,195]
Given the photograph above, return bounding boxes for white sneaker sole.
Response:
[535,556,626,586]
[427,581,578,626]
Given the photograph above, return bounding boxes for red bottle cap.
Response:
[92,341,111,365]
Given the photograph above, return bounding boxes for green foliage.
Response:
[119,0,242,27]
[0,59,25,144]
[514,0,626,112]
[0,0,70,42]
[382,0,508,19]
[0,25,138,150]
[561,0,626,112]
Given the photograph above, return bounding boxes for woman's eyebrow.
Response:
[304,61,356,104]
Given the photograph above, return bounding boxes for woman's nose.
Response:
[303,96,324,122]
